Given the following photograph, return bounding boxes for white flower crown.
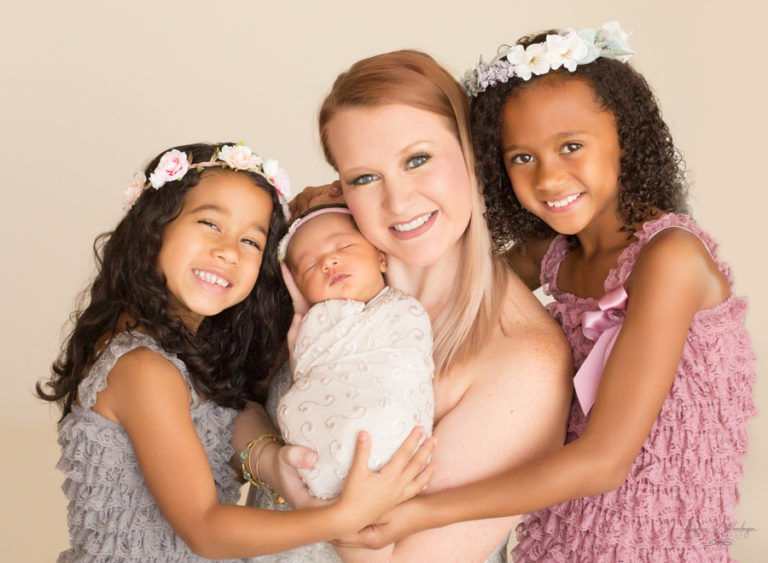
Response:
[462,22,633,97]
[123,143,292,218]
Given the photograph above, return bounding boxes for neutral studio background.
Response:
[2,1,765,560]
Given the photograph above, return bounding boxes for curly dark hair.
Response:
[37,142,292,419]
[471,30,689,249]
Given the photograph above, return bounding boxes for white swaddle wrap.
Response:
[277,287,434,499]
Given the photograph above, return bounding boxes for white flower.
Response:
[600,22,630,46]
[597,22,632,62]
[507,43,549,81]
[218,144,262,170]
[272,167,292,201]
[546,31,589,71]
[122,172,146,210]
[149,149,189,189]
[262,158,279,179]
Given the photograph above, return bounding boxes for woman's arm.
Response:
[96,348,435,559]
[340,229,729,548]
[334,285,574,561]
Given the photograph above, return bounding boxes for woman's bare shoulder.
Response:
[496,274,572,369]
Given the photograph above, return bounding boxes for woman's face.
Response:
[325,104,473,267]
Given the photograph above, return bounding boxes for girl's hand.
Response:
[288,182,345,219]
[335,427,436,531]
[331,499,421,549]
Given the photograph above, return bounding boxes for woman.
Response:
[242,50,572,562]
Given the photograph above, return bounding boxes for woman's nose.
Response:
[382,176,414,215]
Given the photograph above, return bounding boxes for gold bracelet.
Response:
[240,433,286,504]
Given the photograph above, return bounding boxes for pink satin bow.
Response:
[574,285,628,415]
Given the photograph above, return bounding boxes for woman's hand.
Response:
[288,182,345,219]
[281,262,310,316]
[258,441,329,509]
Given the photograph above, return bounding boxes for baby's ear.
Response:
[378,250,388,273]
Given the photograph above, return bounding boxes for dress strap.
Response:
[77,331,198,409]
[605,213,729,292]
[539,235,570,297]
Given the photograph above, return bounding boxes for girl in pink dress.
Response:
[342,23,756,562]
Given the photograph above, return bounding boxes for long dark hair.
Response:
[37,142,291,419]
[471,31,689,249]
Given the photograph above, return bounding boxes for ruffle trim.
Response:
[543,214,749,335]
[604,213,729,290]
[77,331,198,409]
[513,490,739,562]
[58,403,239,505]
[57,332,241,559]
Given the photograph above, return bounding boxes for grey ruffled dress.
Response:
[56,331,244,562]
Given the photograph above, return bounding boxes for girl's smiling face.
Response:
[157,170,273,331]
[326,104,474,268]
[500,76,622,238]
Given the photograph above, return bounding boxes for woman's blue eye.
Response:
[562,142,582,154]
[350,173,378,186]
[406,154,430,169]
[511,154,533,165]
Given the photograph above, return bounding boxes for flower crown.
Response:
[462,22,633,97]
[123,143,292,218]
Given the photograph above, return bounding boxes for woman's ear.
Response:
[378,250,388,273]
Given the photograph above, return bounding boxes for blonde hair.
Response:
[319,50,511,377]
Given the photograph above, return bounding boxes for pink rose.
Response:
[122,172,146,210]
[149,149,189,188]
[218,144,262,170]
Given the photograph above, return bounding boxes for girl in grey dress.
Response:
[38,142,435,561]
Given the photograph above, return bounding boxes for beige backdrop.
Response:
[2,0,765,560]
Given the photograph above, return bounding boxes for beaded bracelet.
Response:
[240,433,286,504]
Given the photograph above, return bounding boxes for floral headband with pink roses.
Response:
[123,143,292,218]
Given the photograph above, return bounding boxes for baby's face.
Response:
[287,213,387,305]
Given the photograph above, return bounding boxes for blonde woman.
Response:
[243,50,572,562]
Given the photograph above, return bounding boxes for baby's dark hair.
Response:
[37,142,291,419]
[471,30,689,249]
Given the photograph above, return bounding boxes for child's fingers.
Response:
[346,430,373,480]
[401,462,435,501]
[380,426,426,472]
[402,435,435,476]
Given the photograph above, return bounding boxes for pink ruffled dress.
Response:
[512,214,756,562]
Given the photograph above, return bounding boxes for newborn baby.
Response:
[277,205,434,499]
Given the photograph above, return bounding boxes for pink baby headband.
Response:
[277,204,353,263]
